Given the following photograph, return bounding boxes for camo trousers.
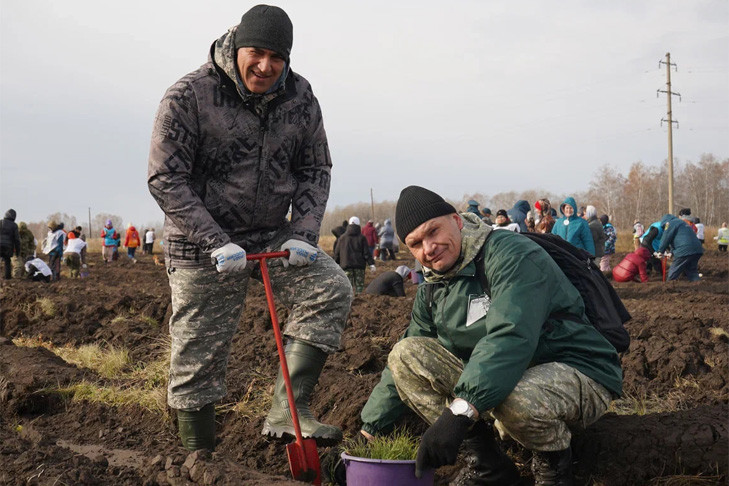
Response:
[388,337,612,451]
[344,268,365,294]
[166,250,353,411]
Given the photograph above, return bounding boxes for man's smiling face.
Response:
[236,47,285,94]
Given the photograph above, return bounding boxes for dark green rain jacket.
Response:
[361,220,622,435]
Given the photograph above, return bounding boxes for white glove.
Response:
[653,252,663,259]
[370,265,376,273]
[280,239,318,268]
[210,243,247,273]
[82,264,87,268]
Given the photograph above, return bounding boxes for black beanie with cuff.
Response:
[395,186,457,242]
[235,5,293,62]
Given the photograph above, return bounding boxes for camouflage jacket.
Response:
[148,26,332,268]
[361,217,622,435]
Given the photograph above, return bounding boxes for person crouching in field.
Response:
[612,228,659,283]
[63,232,87,278]
[352,186,622,485]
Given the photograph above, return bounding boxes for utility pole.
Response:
[657,52,680,214]
[370,188,375,222]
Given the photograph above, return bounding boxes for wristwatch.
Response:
[449,398,477,420]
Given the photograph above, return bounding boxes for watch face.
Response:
[451,400,472,417]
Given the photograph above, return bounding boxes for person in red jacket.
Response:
[612,230,659,283]
[361,220,379,258]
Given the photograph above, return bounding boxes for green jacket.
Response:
[361,226,623,435]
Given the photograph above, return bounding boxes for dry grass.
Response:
[708,327,729,339]
[218,367,272,419]
[609,390,691,416]
[647,473,725,485]
[319,235,335,254]
[16,334,171,416]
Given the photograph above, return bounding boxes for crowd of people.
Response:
[0,208,159,282]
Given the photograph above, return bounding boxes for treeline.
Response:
[24,212,162,243]
[322,153,728,234]
[19,154,726,243]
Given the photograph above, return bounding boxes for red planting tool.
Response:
[247,251,321,485]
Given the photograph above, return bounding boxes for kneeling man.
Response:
[357,186,623,485]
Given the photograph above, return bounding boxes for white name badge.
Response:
[466,294,491,327]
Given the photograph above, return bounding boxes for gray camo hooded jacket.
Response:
[148,26,332,268]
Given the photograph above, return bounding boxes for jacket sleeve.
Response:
[147,83,230,253]
[289,92,332,245]
[581,222,596,255]
[360,285,438,434]
[453,248,561,412]
[658,224,676,253]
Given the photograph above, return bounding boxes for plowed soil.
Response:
[1,249,727,485]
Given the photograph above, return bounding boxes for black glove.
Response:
[415,408,473,478]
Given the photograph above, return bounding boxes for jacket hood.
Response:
[560,197,578,218]
[4,209,16,221]
[660,214,677,227]
[344,223,361,236]
[211,26,290,102]
[512,200,530,214]
[129,226,137,232]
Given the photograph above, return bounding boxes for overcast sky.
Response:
[1,0,727,227]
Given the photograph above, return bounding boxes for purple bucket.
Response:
[341,452,434,486]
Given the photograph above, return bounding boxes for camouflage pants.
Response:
[64,252,81,278]
[166,250,352,411]
[344,268,365,294]
[388,337,613,451]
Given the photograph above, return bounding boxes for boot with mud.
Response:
[451,420,521,486]
[177,403,216,451]
[531,447,573,486]
[261,339,342,441]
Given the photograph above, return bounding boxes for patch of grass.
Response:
[37,298,56,317]
[13,336,130,379]
[609,390,690,416]
[219,368,272,419]
[52,381,167,415]
[55,344,131,379]
[344,429,419,461]
[708,327,729,339]
[110,315,128,325]
[647,474,725,485]
[140,315,159,327]
[16,334,171,418]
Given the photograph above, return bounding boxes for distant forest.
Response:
[322,153,728,235]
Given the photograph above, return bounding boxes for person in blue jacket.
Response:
[550,197,595,255]
[640,220,664,276]
[506,200,531,233]
[466,200,481,217]
[657,214,704,281]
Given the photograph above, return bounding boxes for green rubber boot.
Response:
[261,340,342,441]
[177,403,216,451]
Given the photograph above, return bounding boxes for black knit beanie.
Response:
[235,5,293,62]
[395,186,457,242]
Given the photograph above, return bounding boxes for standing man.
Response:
[148,5,352,451]
[0,209,20,280]
[356,186,622,485]
[333,216,376,294]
